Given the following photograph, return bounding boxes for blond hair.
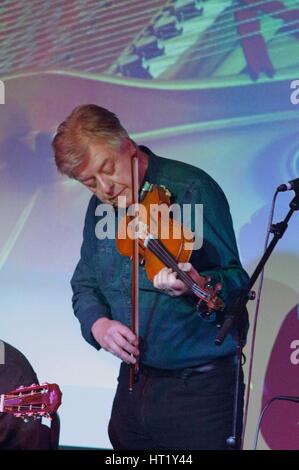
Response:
[52,104,128,177]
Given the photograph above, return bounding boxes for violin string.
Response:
[148,239,198,291]
[147,239,191,285]
[154,246,210,300]
[147,238,210,300]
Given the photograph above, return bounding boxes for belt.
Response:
[140,355,237,380]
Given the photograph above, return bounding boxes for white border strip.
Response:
[0,80,4,104]
[0,394,4,412]
[0,340,4,365]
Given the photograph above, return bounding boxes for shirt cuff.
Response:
[78,306,110,350]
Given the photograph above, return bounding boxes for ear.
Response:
[121,136,136,154]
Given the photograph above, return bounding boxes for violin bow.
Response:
[129,151,140,392]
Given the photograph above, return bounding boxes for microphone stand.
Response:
[215,192,299,449]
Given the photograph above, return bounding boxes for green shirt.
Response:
[71,146,249,369]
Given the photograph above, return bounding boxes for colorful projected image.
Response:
[0,0,299,450]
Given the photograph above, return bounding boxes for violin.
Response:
[116,182,225,314]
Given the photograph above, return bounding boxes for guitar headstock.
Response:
[0,383,62,419]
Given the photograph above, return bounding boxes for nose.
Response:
[96,174,114,196]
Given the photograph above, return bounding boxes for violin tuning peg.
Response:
[215,283,222,292]
[159,185,172,198]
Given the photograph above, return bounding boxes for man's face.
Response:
[73,137,135,207]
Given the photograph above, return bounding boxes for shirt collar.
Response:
[138,145,160,191]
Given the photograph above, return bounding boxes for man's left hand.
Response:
[153,263,207,297]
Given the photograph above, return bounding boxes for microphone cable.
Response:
[241,189,279,448]
[253,395,299,450]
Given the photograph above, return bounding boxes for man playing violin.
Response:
[52,104,249,450]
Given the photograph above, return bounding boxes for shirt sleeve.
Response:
[71,196,111,349]
[188,174,250,321]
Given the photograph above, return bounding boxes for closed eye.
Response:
[83,178,96,188]
[102,161,114,175]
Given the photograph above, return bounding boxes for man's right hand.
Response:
[91,317,139,365]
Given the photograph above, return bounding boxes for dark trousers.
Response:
[108,360,245,450]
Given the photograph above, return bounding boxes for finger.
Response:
[153,267,168,289]
[168,271,179,288]
[108,343,137,364]
[114,332,139,356]
[160,268,182,294]
[179,262,199,277]
[116,322,138,345]
[104,333,138,362]
[178,262,206,287]
[153,271,161,289]
[160,267,172,287]
[169,279,186,290]
[178,262,191,272]
[169,279,187,296]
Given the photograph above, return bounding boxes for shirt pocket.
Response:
[93,239,121,290]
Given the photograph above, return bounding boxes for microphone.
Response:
[277,177,299,193]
